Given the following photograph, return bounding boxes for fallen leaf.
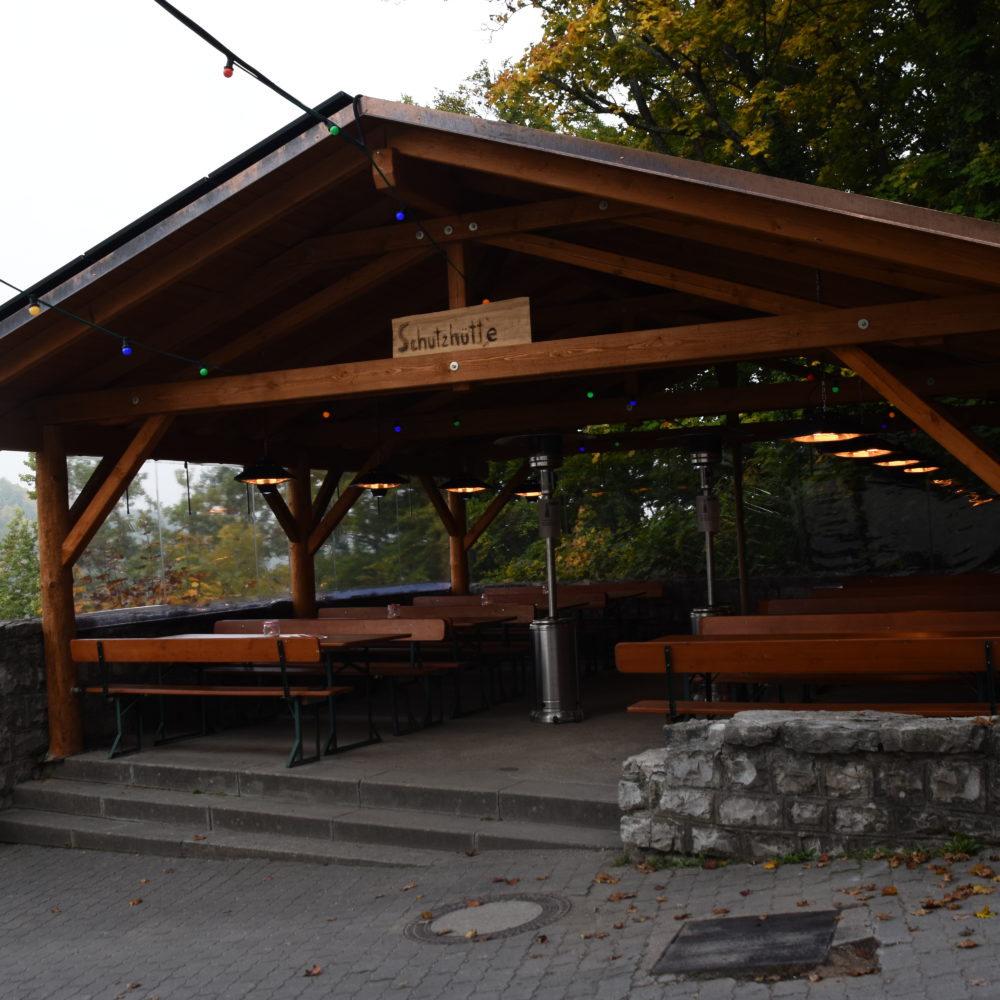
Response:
[608,953,621,961]
[608,892,636,902]
[876,913,893,920]
[138,879,150,885]
[400,882,417,892]
[50,908,61,914]
[464,929,477,940]
[435,929,452,937]
[739,889,752,897]
[763,860,779,870]
[535,875,549,881]
[976,906,996,918]
[808,972,822,983]
[958,939,980,949]
[674,913,690,920]
[654,884,666,891]
[882,886,899,896]
[633,915,649,923]
[613,922,625,929]
[536,935,548,944]
[303,965,322,977]
[420,911,433,920]
[970,885,996,895]
[712,908,730,915]
[655,896,668,903]
[326,917,337,922]
[530,953,544,959]
[635,862,656,874]
[128,899,142,906]
[756,915,769,922]
[191,835,206,842]
[971,865,996,878]
[466,900,481,908]
[796,900,809,907]
[594,872,620,884]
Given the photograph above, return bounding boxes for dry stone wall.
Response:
[0,620,47,805]
[620,710,1000,860]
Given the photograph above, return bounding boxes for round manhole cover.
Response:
[404,892,571,944]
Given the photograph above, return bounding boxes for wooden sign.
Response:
[392,297,531,358]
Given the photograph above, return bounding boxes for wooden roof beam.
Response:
[386,126,1000,288]
[482,232,826,315]
[833,344,1000,493]
[39,292,1000,425]
[293,195,644,266]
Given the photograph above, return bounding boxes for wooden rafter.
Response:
[1,153,370,389]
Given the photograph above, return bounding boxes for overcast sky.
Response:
[0,0,542,485]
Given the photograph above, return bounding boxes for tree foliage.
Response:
[484,0,1000,215]
[0,509,41,618]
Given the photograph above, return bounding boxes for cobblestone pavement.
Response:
[3,842,1000,1000]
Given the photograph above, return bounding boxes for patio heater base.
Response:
[530,617,583,724]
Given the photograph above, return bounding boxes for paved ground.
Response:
[4,840,1000,999]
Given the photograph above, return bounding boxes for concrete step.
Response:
[48,754,621,830]
[8,777,621,855]
[0,807,451,868]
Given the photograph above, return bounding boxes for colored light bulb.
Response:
[394,211,406,222]
[27,300,40,317]
[121,342,132,357]
[198,366,209,377]
[328,124,340,136]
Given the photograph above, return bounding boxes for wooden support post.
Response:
[36,425,82,759]
[288,454,317,618]
[448,491,470,595]
[445,240,472,594]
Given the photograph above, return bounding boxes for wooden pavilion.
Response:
[3,94,1000,759]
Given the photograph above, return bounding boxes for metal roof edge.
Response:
[0,92,355,325]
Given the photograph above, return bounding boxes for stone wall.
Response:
[0,620,47,805]
[620,710,1000,860]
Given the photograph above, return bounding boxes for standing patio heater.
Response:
[528,436,583,723]
[688,435,731,633]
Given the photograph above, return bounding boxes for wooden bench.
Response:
[760,593,1000,614]
[700,610,1000,635]
[615,634,998,722]
[71,635,354,767]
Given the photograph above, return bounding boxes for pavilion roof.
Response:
[3,95,999,487]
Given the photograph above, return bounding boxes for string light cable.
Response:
[0,276,227,377]
[150,0,467,283]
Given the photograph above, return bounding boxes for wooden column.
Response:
[448,490,470,595]
[36,425,81,759]
[288,454,317,618]
[445,240,472,594]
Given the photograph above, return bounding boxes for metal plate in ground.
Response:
[651,910,839,976]
[404,892,571,944]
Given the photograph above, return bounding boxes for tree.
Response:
[482,1,1000,214]
[0,509,41,618]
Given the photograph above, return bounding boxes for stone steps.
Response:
[0,752,622,864]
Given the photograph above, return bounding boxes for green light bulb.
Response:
[199,367,209,377]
